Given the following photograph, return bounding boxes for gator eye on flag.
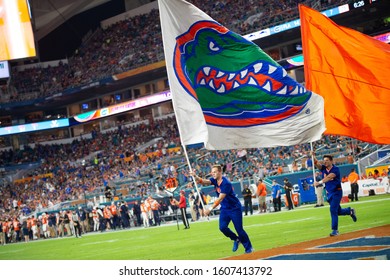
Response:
[159,0,325,150]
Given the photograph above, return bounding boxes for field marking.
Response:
[246,217,315,228]
[369,221,386,225]
[80,239,119,246]
[0,249,25,255]
[286,218,313,224]
[283,230,300,234]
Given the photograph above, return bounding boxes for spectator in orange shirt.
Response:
[256,179,267,213]
[109,202,118,230]
[348,168,359,201]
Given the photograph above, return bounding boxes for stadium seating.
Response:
[2,0,350,104]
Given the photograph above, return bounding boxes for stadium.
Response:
[0,0,389,262]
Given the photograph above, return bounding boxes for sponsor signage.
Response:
[342,177,389,196]
[0,118,69,136]
[244,4,350,40]
[73,90,172,123]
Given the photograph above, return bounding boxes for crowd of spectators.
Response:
[2,0,350,104]
[0,111,367,225]
[190,0,344,35]
[0,116,180,219]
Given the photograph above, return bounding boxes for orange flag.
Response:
[299,5,390,144]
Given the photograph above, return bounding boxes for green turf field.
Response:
[1,194,389,260]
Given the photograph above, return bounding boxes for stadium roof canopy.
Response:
[31,0,111,41]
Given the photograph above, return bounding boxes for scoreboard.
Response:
[350,0,378,10]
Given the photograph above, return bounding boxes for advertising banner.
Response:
[342,177,389,196]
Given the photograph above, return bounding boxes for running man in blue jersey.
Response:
[191,165,253,254]
[312,153,357,236]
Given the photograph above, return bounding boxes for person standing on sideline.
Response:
[78,207,88,234]
[96,207,105,232]
[21,218,29,243]
[256,179,267,213]
[119,201,130,229]
[283,178,294,210]
[132,201,142,227]
[348,168,359,201]
[271,180,282,212]
[174,190,190,229]
[71,210,82,238]
[191,165,253,254]
[149,197,161,226]
[57,212,65,237]
[188,189,198,222]
[314,171,325,207]
[140,200,150,228]
[109,202,118,230]
[92,207,99,232]
[241,185,253,215]
[312,153,357,236]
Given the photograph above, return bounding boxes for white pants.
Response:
[42,224,49,238]
[141,212,149,227]
[31,225,38,239]
[93,218,100,231]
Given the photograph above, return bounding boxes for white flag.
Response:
[159,0,325,150]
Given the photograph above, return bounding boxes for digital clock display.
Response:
[350,0,378,9]
[353,0,365,8]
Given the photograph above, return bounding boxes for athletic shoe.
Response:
[329,230,339,236]
[232,239,241,252]
[350,208,357,222]
[245,247,254,254]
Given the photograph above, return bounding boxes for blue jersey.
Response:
[320,164,341,194]
[271,184,281,198]
[210,177,241,210]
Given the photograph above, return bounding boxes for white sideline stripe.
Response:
[0,249,25,255]
[246,217,314,228]
[80,239,119,246]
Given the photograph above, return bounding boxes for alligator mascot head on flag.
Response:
[174,20,311,128]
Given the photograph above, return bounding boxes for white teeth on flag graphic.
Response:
[159,0,325,150]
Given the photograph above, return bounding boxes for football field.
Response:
[1,194,389,260]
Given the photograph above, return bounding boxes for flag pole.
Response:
[310,142,316,180]
[181,143,209,220]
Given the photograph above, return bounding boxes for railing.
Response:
[356,144,387,174]
[371,153,390,166]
